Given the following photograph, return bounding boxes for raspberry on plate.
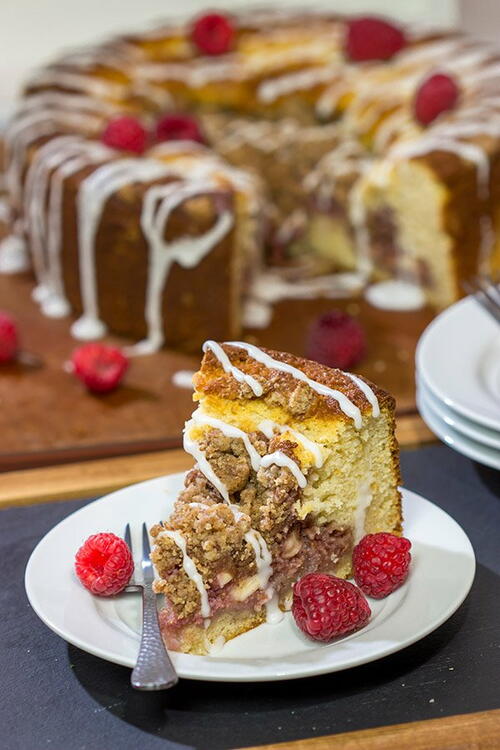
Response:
[191,12,235,55]
[353,532,412,599]
[75,532,134,596]
[346,17,406,62]
[0,310,18,364]
[414,73,459,126]
[156,114,205,143]
[306,309,366,370]
[292,573,371,642]
[101,116,148,154]
[70,342,129,394]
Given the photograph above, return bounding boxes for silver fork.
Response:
[463,274,500,325]
[124,522,178,690]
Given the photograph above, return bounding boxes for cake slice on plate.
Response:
[151,340,401,654]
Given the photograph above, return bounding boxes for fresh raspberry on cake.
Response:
[101,116,148,154]
[353,532,412,599]
[75,532,134,596]
[191,13,235,55]
[346,17,406,62]
[0,311,18,364]
[414,73,459,126]
[70,343,128,393]
[306,310,366,370]
[156,114,205,143]
[292,573,371,641]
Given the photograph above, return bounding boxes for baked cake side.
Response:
[151,341,401,655]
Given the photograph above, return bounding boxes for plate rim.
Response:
[25,474,476,682]
[416,296,500,431]
[417,389,500,471]
[417,373,500,449]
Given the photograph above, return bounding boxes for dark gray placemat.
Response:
[1,444,499,750]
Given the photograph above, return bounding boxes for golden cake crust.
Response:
[194,343,395,420]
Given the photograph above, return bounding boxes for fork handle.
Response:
[131,585,178,690]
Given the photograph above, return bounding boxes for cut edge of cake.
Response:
[151,340,402,655]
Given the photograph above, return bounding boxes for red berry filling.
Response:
[292,573,371,641]
[75,532,134,596]
[156,113,205,143]
[414,73,459,126]
[0,310,18,364]
[70,343,128,394]
[306,309,366,370]
[101,116,148,154]
[191,13,235,56]
[353,532,412,599]
[346,17,406,62]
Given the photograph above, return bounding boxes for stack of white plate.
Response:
[416,295,500,470]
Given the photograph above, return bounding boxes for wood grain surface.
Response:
[0,272,434,471]
[242,709,500,750]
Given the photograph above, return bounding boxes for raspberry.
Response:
[70,343,128,393]
[346,17,406,62]
[0,310,18,364]
[75,532,134,596]
[191,13,235,55]
[414,73,459,126]
[155,113,204,143]
[101,116,148,154]
[353,532,412,599]
[306,310,366,370]
[292,573,371,642]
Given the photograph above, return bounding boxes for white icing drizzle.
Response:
[257,66,338,104]
[202,340,263,397]
[25,68,128,99]
[260,451,307,488]
[365,279,426,311]
[171,370,196,389]
[130,182,234,354]
[0,234,29,274]
[258,419,324,468]
[158,529,211,620]
[224,341,363,429]
[183,420,231,503]
[341,374,380,418]
[187,406,308,486]
[354,477,373,543]
[71,159,174,340]
[190,407,262,471]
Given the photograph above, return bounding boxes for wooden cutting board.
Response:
[0,272,434,471]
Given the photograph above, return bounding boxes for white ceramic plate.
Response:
[416,296,500,431]
[417,388,500,471]
[25,473,475,683]
[417,374,500,450]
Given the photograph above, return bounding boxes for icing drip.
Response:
[130,183,234,354]
[365,280,426,311]
[190,407,262,471]
[258,419,324,468]
[202,340,263,396]
[260,451,307,488]
[171,370,196,389]
[341,374,380,418]
[186,407,308,486]
[158,529,211,621]
[0,234,29,274]
[224,341,363,429]
[71,159,174,340]
[354,477,373,543]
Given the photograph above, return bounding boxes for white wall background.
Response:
[0,0,460,116]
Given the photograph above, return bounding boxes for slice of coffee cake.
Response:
[151,341,401,654]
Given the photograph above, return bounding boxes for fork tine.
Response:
[141,522,151,561]
[478,274,500,307]
[124,522,132,552]
[463,278,500,325]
